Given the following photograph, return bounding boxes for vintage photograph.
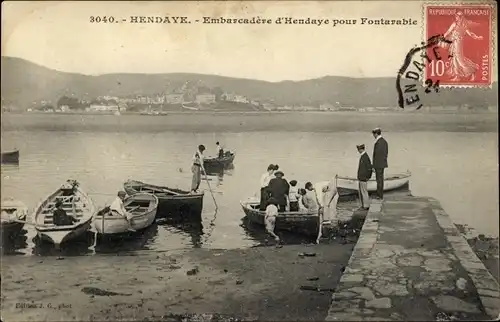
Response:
[1,1,498,321]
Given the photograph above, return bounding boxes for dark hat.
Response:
[356,144,365,149]
[55,200,63,207]
[198,144,206,151]
[274,171,284,176]
[273,164,280,171]
[372,128,382,135]
[118,191,127,197]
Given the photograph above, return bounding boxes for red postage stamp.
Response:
[425,4,493,87]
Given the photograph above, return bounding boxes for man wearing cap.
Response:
[268,171,290,212]
[110,191,135,231]
[357,144,372,209]
[372,128,388,200]
[53,200,79,226]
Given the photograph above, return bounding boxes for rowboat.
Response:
[203,151,235,171]
[124,180,204,221]
[335,170,411,193]
[34,180,96,246]
[93,193,158,235]
[1,198,28,238]
[1,150,19,164]
[240,198,320,237]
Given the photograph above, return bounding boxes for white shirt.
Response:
[266,204,278,218]
[217,145,223,152]
[192,150,205,166]
[260,172,273,188]
[298,196,308,211]
[110,197,127,217]
[315,180,338,207]
[289,186,298,202]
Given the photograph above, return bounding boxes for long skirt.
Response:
[259,187,269,211]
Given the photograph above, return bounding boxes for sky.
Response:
[1,0,497,81]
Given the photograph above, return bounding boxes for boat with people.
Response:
[123,180,204,221]
[34,180,96,246]
[1,150,19,164]
[93,192,159,236]
[1,198,28,239]
[335,170,411,194]
[203,151,235,171]
[240,198,321,237]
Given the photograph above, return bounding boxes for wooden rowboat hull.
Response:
[203,152,235,170]
[124,180,203,221]
[1,199,28,238]
[93,193,158,235]
[240,200,320,237]
[34,180,96,246]
[1,150,19,164]
[336,171,411,193]
[37,218,92,245]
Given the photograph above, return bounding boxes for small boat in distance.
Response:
[1,150,19,164]
[34,180,96,246]
[335,171,411,193]
[124,180,203,221]
[1,198,28,239]
[93,193,158,235]
[240,198,321,237]
[203,151,235,172]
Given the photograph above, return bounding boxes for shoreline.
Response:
[1,112,497,133]
[1,239,358,321]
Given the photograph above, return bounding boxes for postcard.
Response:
[1,1,498,321]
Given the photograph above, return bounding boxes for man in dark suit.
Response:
[268,171,290,212]
[357,144,372,210]
[372,128,388,199]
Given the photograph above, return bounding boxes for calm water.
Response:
[1,120,498,256]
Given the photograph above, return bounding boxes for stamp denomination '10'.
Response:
[425,5,493,87]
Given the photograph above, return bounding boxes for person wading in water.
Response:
[191,145,206,194]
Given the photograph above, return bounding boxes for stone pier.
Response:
[325,196,499,321]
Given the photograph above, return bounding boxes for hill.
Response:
[1,56,497,110]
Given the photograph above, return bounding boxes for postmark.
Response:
[424,3,494,87]
[396,34,451,110]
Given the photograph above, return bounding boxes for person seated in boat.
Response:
[216,141,224,158]
[53,200,78,226]
[302,182,320,213]
[265,197,280,243]
[297,188,309,212]
[109,191,136,230]
[288,180,299,211]
[268,171,290,212]
[259,164,275,211]
[191,145,206,193]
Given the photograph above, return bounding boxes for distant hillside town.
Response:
[1,56,497,114]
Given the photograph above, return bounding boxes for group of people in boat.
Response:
[260,127,389,242]
[259,165,327,214]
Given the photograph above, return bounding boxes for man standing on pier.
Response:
[372,128,388,200]
[356,144,372,209]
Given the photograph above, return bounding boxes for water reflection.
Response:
[1,229,28,255]
[157,218,204,248]
[32,231,95,256]
[94,222,159,254]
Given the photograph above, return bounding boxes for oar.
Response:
[201,163,218,210]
